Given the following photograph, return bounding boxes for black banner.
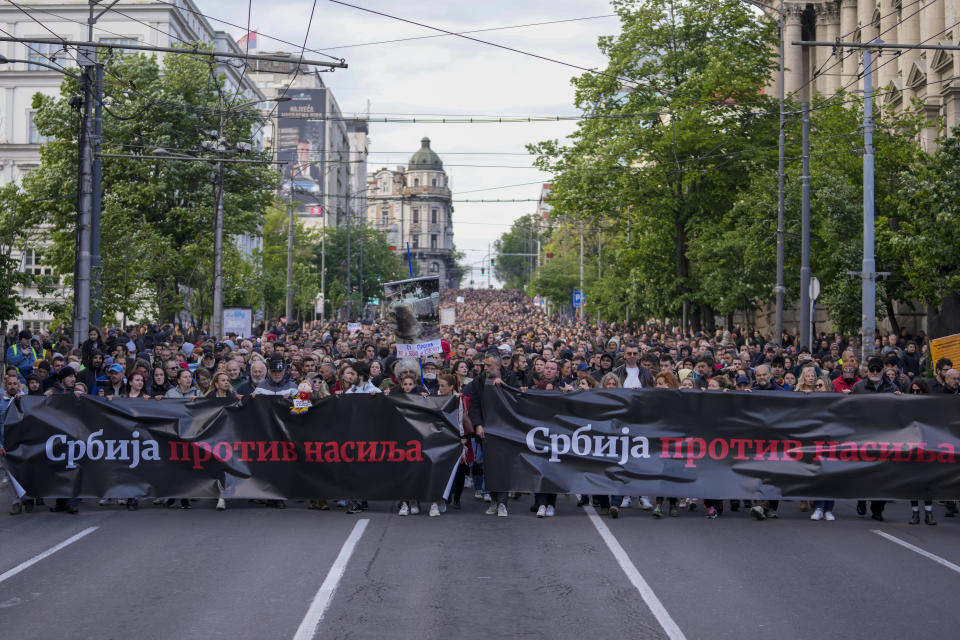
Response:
[481,386,960,500]
[1,395,461,500]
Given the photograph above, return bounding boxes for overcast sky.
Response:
[201,0,620,284]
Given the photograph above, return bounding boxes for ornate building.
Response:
[770,0,960,150]
[366,138,458,288]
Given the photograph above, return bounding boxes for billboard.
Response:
[277,89,327,214]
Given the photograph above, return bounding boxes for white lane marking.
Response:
[293,519,369,640]
[585,506,687,640]
[872,529,960,574]
[0,526,99,585]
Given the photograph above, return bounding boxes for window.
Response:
[412,236,419,249]
[429,262,439,274]
[381,207,389,225]
[27,42,60,70]
[413,178,419,186]
[412,207,419,224]
[22,249,53,276]
[430,208,438,224]
[430,234,437,249]
[431,178,437,187]
[98,37,139,47]
[28,112,49,144]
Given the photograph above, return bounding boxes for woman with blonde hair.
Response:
[794,365,819,393]
[206,372,235,398]
[599,372,621,389]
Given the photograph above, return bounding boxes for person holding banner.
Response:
[852,356,902,521]
[466,350,517,517]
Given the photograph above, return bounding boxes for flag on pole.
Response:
[237,30,258,52]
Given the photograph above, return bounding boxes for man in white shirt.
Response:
[612,344,654,389]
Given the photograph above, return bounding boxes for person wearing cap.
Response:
[850,355,901,521]
[102,363,127,398]
[7,330,38,381]
[45,366,78,395]
[254,357,297,396]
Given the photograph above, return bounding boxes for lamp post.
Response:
[152,95,288,337]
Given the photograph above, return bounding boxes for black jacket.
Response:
[612,363,655,388]
[465,367,518,427]
[851,376,900,394]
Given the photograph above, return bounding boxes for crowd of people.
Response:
[1,288,958,522]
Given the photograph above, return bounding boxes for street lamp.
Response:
[152,95,288,337]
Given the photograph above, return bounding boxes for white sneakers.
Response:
[545,505,555,517]
[398,503,410,516]
[409,503,420,515]
[429,503,440,517]
[536,505,547,518]
[485,503,499,515]
[824,511,836,521]
[497,503,508,517]
[216,498,226,511]
[639,496,653,510]
[811,507,824,521]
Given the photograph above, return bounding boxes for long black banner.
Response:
[481,386,960,500]
[1,395,461,500]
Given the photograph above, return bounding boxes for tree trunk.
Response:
[883,296,900,339]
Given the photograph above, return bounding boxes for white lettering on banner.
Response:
[45,429,160,469]
[526,425,650,465]
[395,340,443,358]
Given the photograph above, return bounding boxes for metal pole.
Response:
[211,153,224,338]
[285,198,294,322]
[861,44,877,360]
[775,0,786,345]
[579,223,584,321]
[346,198,352,319]
[73,48,94,349]
[320,206,326,320]
[597,226,601,326]
[358,204,364,316]
[90,60,103,328]
[800,101,811,350]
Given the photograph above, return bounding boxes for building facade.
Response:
[770,0,960,150]
[246,47,367,231]
[366,138,458,288]
[0,0,264,331]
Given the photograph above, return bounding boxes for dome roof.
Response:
[408,137,443,171]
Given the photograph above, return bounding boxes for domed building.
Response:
[366,137,459,287]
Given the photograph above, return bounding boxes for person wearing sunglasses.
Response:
[851,356,901,521]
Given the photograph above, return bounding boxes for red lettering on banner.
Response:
[660,437,684,458]
[341,442,355,462]
[234,441,256,461]
[405,440,423,462]
[782,440,803,461]
[893,443,912,462]
[707,438,729,460]
[813,441,838,461]
[838,441,860,461]
[729,438,752,460]
[190,442,212,470]
[683,437,707,468]
[257,441,280,461]
[937,443,956,464]
[324,442,342,463]
[303,441,323,462]
[169,441,190,461]
[212,442,233,462]
[386,442,405,462]
[754,439,779,461]
[915,443,937,463]
[860,441,878,462]
[357,441,385,462]
[281,441,297,461]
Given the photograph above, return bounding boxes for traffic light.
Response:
[490,258,495,266]
[481,267,485,276]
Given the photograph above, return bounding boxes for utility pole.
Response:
[73,43,95,348]
[800,101,811,350]
[579,222,584,322]
[861,43,877,359]
[90,59,103,327]
[211,135,225,338]
[346,198,352,319]
[285,196,294,322]
[774,0,786,346]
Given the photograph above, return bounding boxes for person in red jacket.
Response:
[832,360,860,393]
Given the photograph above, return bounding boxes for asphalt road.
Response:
[2,482,959,640]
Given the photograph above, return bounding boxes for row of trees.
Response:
[494,0,960,337]
[2,48,404,330]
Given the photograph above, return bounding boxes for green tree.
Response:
[24,48,278,326]
[493,215,540,290]
[313,223,404,318]
[529,0,779,330]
